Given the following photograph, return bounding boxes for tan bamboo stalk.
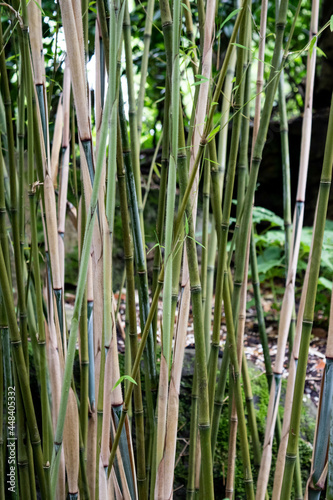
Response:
[27,0,44,87]
[101,321,122,469]
[51,97,63,187]
[107,121,208,486]
[155,273,190,499]
[250,0,268,159]
[63,388,80,498]
[155,148,187,499]
[58,60,71,291]
[257,3,319,497]
[45,314,66,498]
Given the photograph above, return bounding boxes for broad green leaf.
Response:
[318,277,332,291]
[252,207,284,228]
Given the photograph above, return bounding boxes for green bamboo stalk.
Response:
[26,66,52,493]
[17,64,25,265]
[327,291,333,498]
[159,0,181,378]
[177,133,214,500]
[123,0,145,244]
[151,79,170,343]
[271,3,320,496]
[114,126,148,500]
[95,314,105,500]
[15,366,31,500]
[276,0,294,360]
[118,89,157,390]
[186,369,198,500]
[208,0,249,417]
[0,314,4,500]
[79,200,89,458]
[0,12,29,367]
[0,243,47,498]
[154,146,186,498]
[281,92,333,498]
[223,278,254,499]
[257,2,316,495]
[203,224,217,359]
[249,231,273,387]
[137,0,155,135]
[242,352,261,465]
[217,46,236,195]
[201,155,211,356]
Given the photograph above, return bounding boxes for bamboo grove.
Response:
[0,0,333,498]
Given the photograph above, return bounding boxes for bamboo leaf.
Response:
[112,375,137,392]
[219,8,242,31]
[330,15,333,31]
[309,36,317,58]
[317,46,327,58]
[181,2,191,13]
[207,124,221,143]
[231,42,251,51]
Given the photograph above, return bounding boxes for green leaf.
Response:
[185,214,189,235]
[187,235,205,249]
[219,8,242,31]
[330,15,333,31]
[181,2,191,13]
[112,375,137,392]
[316,47,327,58]
[32,0,45,15]
[153,163,161,178]
[309,36,317,58]
[192,74,210,87]
[207,124,221,143]
[252,207,284,228]
[318,276,332,291]
[231,42,250,51]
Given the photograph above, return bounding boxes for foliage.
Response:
[250,206,333,320]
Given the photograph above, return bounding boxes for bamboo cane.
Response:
[281,92,333,497]
[260,2,319,496]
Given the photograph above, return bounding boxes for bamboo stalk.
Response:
[0,11,29,367]
[50,46,114,493]
[79,199,89,461]
[118,89,157,390]
[262,2,319,496]
[281,92,333,497]
[63,388,80,497]
[116,133,147,500]
[208,0,249,418]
